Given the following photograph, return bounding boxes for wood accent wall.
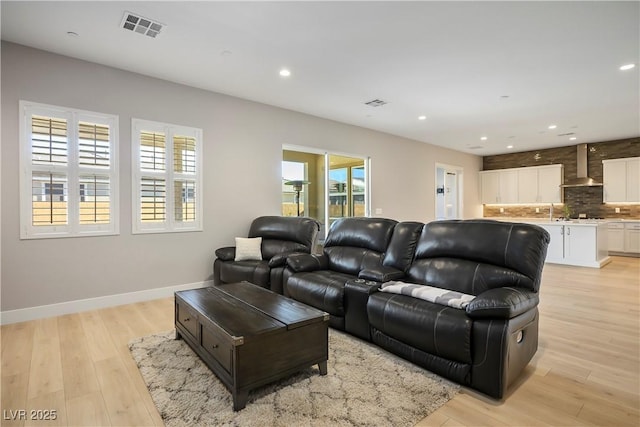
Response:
[482,137,640,219]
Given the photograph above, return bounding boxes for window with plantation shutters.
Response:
[19,101,119,239]
[132,119,202,233]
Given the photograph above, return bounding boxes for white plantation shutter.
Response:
[20,101,119,239]
[132,119,202,233]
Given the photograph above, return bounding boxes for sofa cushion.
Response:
[367,292,473,364]
[219,259,270,288]
[249,216,319,259]
[324,217,397,253]
[324,246,385,276]
[406,257,533,296]
[414,220,549,292]
[285,270,355,317]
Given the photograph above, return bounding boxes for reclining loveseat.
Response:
[283,217,550,399]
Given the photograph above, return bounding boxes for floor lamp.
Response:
[285,180,310,216]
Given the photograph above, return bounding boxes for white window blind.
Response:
[19,101,119,239]
[132,119,202,233]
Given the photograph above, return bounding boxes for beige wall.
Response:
[1,42,482,312]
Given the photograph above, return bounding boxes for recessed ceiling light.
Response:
[569,136,577,140]
[620,64,636,71]
[548,124,557,129]
[507,145,514,149]
[279,69,291,77]
[418,115,426,121]
[480,136,488,141]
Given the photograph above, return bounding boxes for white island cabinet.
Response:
[533,222,610,268]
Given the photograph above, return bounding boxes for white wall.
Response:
[1,42,482,313]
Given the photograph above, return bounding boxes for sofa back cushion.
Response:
[383,221,424,271]
[407,220,549,294]
[249,216,320,260]
[323,217,397,275]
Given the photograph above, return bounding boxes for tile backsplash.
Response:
[482,137,640,219]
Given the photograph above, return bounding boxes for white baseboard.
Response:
[0,280,212,325]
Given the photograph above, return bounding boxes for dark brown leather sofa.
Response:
[283,217,550,399]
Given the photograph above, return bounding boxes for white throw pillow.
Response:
[234,237,263,261]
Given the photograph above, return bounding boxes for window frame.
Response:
[131,118,203,234]
[19,101,119,239]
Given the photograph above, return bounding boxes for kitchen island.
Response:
[486,218,610,268]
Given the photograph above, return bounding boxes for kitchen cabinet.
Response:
[607,221,640,256]
[537,222,610,268]
[480,169,518,204]
[481,164,562,204]
[602,157,640,203]
[625,222,640,254]
[607,223,625,252]
[517,165,563,203]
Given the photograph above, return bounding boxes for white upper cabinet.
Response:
[603,157,640,203]
[537,165,564,203]
[481,164,563,204]
[517,168,539,203]
[480,169,518,204]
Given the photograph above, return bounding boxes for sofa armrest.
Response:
[286,253,329,272]
[466,287,539,319]
[268,251,307,268]
[215,246,235,261]
[358,266,404,282]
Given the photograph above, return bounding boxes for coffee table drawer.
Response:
[202,324,232,373]
[176,301,198,339]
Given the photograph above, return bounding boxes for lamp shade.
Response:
[285,180,311,191]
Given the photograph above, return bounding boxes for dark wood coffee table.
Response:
[174,282,329,411]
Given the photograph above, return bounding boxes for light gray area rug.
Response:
[129,329,459,427]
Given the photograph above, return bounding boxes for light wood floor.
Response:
[1,257,638,426]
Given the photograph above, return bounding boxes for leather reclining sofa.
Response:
[281,217,550,399]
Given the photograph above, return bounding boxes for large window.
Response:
[132,119,202,233]
[19,101,119,239]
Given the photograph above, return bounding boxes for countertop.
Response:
[483,217,640,226]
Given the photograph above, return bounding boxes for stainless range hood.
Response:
[560,143,603,187]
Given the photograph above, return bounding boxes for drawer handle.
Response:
[211,344,219,349]
[183,317,191,322]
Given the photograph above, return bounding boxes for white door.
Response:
[436,164,463,219]
[499,170,519,203]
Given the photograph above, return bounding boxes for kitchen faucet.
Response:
[549,203,554,221]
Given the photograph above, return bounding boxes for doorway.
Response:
[435,163,464,220]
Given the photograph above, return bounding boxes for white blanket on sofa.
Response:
[380,281,475,309]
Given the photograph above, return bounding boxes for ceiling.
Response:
[2,1,639,156]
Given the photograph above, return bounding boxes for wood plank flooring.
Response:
[1,257,638,426]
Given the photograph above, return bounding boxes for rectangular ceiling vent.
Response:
[121,11,164,38]
[364,99,388,107]
[557,132,575,137]
[467,145,484,150]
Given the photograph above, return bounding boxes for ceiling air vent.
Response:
[467,146,484,150]
[121,12,164,38]
[364,99,388,107]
